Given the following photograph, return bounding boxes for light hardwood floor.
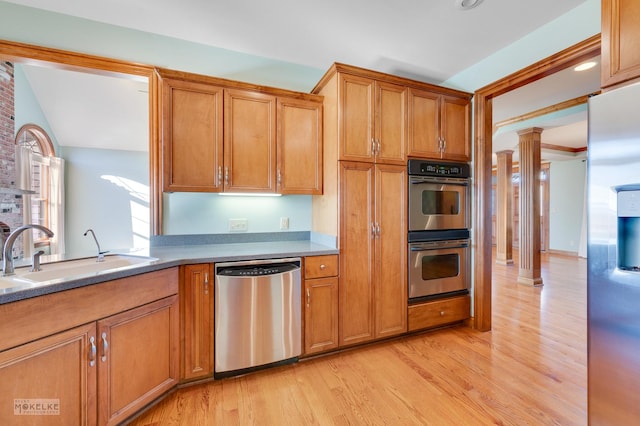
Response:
[129,252,587,425]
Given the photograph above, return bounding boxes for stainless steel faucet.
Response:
[2,224,54,276]
[84,229,108,262]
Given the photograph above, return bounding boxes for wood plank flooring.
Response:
[129,252,587,425]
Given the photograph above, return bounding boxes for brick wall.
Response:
[0,61,24,255]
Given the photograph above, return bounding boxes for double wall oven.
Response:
[408,159,470,302]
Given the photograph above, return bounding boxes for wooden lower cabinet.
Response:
[408,294,470,332]
[339,162,407,347]
[0,271,179,426]
[98,296,179,425]
[303,255,339,355]
[180,264,214,381]
[0,322,97,426]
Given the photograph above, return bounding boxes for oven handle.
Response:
[409,176,469,186]
[410,239,470,251]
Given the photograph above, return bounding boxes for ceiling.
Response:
[5,0,597,158]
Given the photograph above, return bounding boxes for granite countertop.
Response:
[0,240,338,305]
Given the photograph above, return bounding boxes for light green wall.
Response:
[549,159,587,253]
[13,65,58,149]
[443,0,600,92]
[0,1,324,92]
[0,0,602,246]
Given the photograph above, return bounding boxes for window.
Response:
[15,124,60,255]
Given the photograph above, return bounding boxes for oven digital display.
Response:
[420,164,462,175]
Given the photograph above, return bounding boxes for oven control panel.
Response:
[408,159,470,178]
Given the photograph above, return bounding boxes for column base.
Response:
[517,276,543,286]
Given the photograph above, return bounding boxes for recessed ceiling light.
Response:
[574,61,597,72]
[455,0,484,10]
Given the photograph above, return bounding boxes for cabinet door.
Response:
[181,264,214,381]
[407,88,440,159]
[304,277,339,354]
[375,81,407,164]
[339,161,375,346]
[162,78,223,192]
[374,164,407,338]
[339,74,375,162]
[0,323,97,426]
[440,95,471,161]
[97,296,179,426]
[224,89,277,192]
[602,0,640,87]
[277,97,323,194]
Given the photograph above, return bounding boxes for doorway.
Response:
[472,35,600,331]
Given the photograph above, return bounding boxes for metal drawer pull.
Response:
[204,272,209,295]
[306,288,311,306]
[101,332,108,362]
[89,336,96,367]
[319,264,326,270]
[440,311,445,316]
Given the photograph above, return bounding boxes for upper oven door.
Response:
[408,175,470,232]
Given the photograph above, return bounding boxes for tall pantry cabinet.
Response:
[312,63,471,347]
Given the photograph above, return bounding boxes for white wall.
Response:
[549,159,587,253]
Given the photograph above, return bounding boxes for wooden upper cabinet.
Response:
[160,70,323,195]
[407,89,470,161]
[375,81,407,164]
[407,88,440,158]
[338,74,406,164]
[162,78,224,192]
[339,73,375,162]
[277,97,323,194]
[440,95,471,161]
[224,89,277,193]
[602,0,640,88]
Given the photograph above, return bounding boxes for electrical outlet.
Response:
[228,218,248,232]
[280,217,289,230]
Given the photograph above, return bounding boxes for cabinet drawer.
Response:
[305,255,338,279]
[408,295,470,331]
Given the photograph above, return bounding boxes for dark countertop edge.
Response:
[0,241,338,305]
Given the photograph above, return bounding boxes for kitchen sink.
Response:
[0,254,159,292]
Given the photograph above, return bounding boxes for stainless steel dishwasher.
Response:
[214,257,301,378]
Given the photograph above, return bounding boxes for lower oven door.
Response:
[408,239,470,300]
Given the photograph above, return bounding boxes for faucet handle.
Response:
[97,250,109,262]
[30,250,46,272]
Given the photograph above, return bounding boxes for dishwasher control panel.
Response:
[216,260,300,277]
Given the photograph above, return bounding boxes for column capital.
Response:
[517,127,544,136]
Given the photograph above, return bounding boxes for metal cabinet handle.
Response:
[376,141,381,156]
[440,311,445,316]
[306,288,311,307]
[277,169,282,186]
[371,138,376,156]
[224,167,229,185]
[89,336,96,367]
[218,166,222,184]
[371,223,376,238]
[319,264,326,270]
[204,272,209,295]
[101,332,108,362]
[376,223,381,237]
[441,138,446,152]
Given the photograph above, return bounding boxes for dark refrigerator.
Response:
[588,81,640,424]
